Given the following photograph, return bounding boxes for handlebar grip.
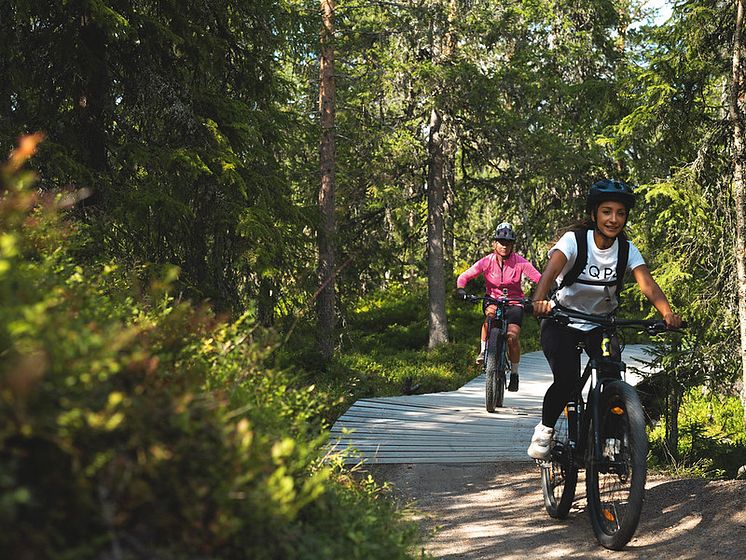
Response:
[665,320,688,332]
[648,320,688,334]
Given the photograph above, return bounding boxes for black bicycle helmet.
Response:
[586,179,636,212]
[493,222,516,242]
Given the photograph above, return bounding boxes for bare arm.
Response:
[631,265,682,327]
[532,250,568,316]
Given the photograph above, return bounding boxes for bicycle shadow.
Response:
[628,476,746,556]
[365,463,746,560]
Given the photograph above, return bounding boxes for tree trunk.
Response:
[730,0,746,428]
[75,7,109,207]
[317,0,336,363]
[425,0,459,350]
[258,276,275,327]
[427,107,449,348]
[444,146,455,282]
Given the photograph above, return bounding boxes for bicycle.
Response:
[537,307,685,550]
[462,291,529,412]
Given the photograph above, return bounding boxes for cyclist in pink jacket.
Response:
[456,222,541,391]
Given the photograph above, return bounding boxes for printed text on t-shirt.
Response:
[582,265,616,280]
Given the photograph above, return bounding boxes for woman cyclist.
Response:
[456,222,541,392]
[528,179,682,459]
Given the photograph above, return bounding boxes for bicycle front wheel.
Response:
[586,380,648,550]
[484,329,507,412]
[494,338,507,408]
[541,409,578,518]
[484,328,501,412]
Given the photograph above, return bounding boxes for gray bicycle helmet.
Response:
[493,222,516,242]
[586,179,636,211]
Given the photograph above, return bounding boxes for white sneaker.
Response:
[476,350,485,364]
[527,423,554,460]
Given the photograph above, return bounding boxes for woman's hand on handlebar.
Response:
[532,299,553,317]
[663,312,683,329]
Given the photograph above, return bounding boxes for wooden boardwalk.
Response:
[330,345,654,464]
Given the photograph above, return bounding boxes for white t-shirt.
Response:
[550,229,645,331]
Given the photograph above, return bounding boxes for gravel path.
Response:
[367,462,746,559]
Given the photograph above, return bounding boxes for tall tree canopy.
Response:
[1,0,309,310]
[2,0,744,413]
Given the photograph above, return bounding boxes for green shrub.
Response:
[648,387,746,478]
[277,279,542,421]
[0,138,426,559]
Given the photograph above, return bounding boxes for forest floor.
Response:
[367,462,746,560]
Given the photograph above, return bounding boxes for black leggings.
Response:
[540,319,620,427]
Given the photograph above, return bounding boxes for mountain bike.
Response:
[463,291,529,412]
[538,307,685,550]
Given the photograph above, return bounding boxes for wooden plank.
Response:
[332,431,535,441]
[332,441,535,450]
[337,409,532,423]
[331,429,534,439]
[331,421,536,434]
[328,345,657,464]
[340,455,530,464]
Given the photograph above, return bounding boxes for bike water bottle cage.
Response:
[558,228,630,299]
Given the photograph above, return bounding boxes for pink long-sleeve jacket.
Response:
[457,252,541,300]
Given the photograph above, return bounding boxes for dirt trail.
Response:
[368,462,746,559]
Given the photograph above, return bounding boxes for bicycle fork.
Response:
[589,334,628,472]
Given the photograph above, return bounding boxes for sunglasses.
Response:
[495,239,514,246]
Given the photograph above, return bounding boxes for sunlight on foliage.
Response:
[0,136,427,559]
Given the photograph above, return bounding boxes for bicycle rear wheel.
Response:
[586,380,648,550]
[541,410,578,518]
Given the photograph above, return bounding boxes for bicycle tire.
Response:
[495,338,507,408]
[541,410,578,518]
[586,380,648,550]
[484,327,500,412]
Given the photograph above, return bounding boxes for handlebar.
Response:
[547,307,687,335]
[459,292,532,309]
[457,293,685,333]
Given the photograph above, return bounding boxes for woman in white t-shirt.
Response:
[527,179,682,460]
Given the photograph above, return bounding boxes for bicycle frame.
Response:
[467,292,530,355]
[485,302,507,344]
[462,292,530,411]
[568,340,627,468]
[478,293,530,375]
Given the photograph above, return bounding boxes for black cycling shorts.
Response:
[483,301,524,327]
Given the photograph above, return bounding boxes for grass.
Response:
[277,281,541,423]
[278,283,746,479]
[648,388,746,479]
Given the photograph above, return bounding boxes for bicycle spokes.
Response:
[586,381,647,550]
[540,413,578,519]
[601,504,621,533]
[595,434,633,529]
